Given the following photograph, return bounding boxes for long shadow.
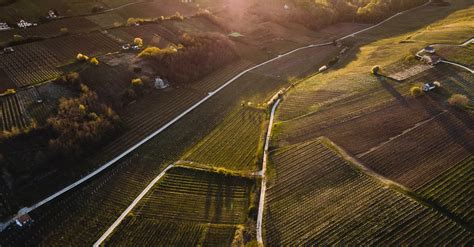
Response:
[420,94,474,153]
[204,177,212,222]
[213,178,223,223]
[376,76,408,105]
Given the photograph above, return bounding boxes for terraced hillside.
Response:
[264,139,473,245]
[183,107,265,171]
[105,166,254,245]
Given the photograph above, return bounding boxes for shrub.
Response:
[131,78,143,86]
[47,84,119,156]
[448,94,468,107]
[61,72,80,85]
[371,65,380,75]
[76,53,89,61]
[405,54,415,61]
[137,32,236,84]
[410,86,423,97]
[168,12,184,21]
[138,46,177,58]
[0,88,16,96]
[60,27,68,34]
[89,57,99,65]
[133,37,143,47]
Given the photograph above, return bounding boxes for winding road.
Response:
[0,0,438,242]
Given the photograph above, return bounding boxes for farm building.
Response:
[421,54,441,65]
[46,9,59,19]
[17,19,36,28]
[15,214,32,227]
[424,46,436,54]
[0,22,11,31]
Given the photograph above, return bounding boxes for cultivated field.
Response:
[436,44,474,66]
[105,166,254,246]
[416,156,473,226]
[0,43,61,87]
[359,109,473,190]
[183,107,265,171]
[277,89,347,121]
[42,31,120,65]
[264,139,473,245]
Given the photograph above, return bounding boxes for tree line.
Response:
[286,0,428,29]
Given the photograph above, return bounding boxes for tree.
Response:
[448,94,468,107]
[131,78,143,86]
[76,53,89,61]
[47,84,119,156]
[371,65,380,75]
[89,57,99,65]
[133,37,143,47]
[410,86,423,97]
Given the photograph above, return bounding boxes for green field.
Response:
[436,44,474,66]
[183,107,266,171]
[105,166,255,246]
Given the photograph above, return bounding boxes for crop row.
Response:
[416,156,473,225]
[105,166,253,245]
[186,59,254,93]
[0,94,30,132]
[298,97,445,155]
[264,139,473,245]
[184,107,265,171]
[107,24,175,47]
[360,110,473,189]
[0,155,172,246]
[278,89,346,121]
[0,43,61,87]
[41,31,121,65]
[93,88,206,165]
[5,17,99,41]
[275,87,405,144]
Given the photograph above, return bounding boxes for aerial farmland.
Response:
[0,0,472,246]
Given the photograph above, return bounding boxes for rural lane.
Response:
[256,98,281,244]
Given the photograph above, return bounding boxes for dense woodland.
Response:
[286,0,429,29]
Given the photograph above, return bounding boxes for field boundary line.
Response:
[93,163,175,246]
[256,98,281,245]
[357,110,448,158]
[0,0,432,233]
[322,136,474,232]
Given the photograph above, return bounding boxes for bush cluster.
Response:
[138,32,236,84]
[47,84,120,156]
[285,0,427,29]
[448,94,469,107]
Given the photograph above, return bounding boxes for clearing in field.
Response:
[105,166,255,246]
[264,138,473,245]
[183,107,266,171]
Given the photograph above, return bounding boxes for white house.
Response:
[154,77,169,89]
[17,19,36,28]
[0,22,11,31]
